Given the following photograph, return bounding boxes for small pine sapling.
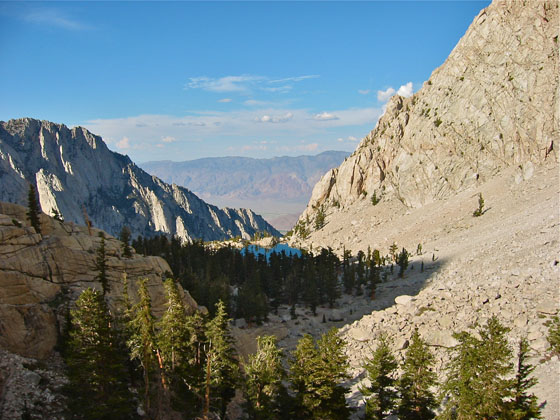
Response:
[473,193,485,217]
[547,314,560,355]
[26,184,42,233]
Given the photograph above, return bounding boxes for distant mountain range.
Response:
[0,118,279,241]
[141,151,349,231]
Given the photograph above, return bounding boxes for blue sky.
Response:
[0,1,490,162]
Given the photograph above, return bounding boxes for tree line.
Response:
[130,235,401,321]
[63,282,548,420]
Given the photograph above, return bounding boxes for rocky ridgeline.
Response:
[0,201,198,419]
[0,118,279,242]
[299,0,558,229]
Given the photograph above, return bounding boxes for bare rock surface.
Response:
[0,118,279,242]
[0,201,202,419]
[298,0,558,228]
[0,200,199,359]
[282,1,560,416]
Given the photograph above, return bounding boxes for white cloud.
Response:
[116,137,131,150]
[161,136,176,143]
[256,112,293,123]
[218,98,232,103]
[397,82,414,98]
[83,105,384,160]
[358,89,370,95]
[185,75,264,93]
[313,112,339,121]
[262,85,292,93]
[338,135,360,143]
[377,87,396,102]
[269,75,319,83]
[185,74,319,95]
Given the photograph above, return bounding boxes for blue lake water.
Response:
[241,243,302,260]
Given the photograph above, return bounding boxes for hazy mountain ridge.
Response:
[298,0,558,232]
[0,118,279,242]
[141,151,349,201]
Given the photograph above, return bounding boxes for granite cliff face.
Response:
[0,201,200,418]
[0,118,279,242]
[0,201,199,360]
[299,0,558,232]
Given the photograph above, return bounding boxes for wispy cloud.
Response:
[313,112,339,121]
[358,89,370,95]
[83,105,383,160]
[269,75,319,84]
[338,135,360,143]
[218,98,232,103]
[23,8,91,31]
[256,112,293,123]
[116,137,131,150]
[184,74,319,95]
[185,75,264,93]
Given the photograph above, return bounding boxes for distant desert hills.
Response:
[141,151,348,231]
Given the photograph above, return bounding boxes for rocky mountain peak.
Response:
[299,0,558,232]
[0,118,279,242]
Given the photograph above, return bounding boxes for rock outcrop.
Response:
[0,118,279,242]
[0,201,203,419]
[0,201,198,360]
[299,0,558,232]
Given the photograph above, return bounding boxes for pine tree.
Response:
[397,247,409,278]
[64,288,134,420]
[397,329,437,420]
[128,278,158,415]
[243,335,285,419]
[158,278,204,415]
[204,300,239,418]
[120,226,132,258]
[158,279,191,373]
[26,183,41,233]
[440,316,513,419]
[473,193,485,217]
[290,329,350,419]
[508,338,542,419]
[95,232,109,295]
[547,315,560,355]
[389,243,399,263]
[360,333,398,420]
[315,205,326,230]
